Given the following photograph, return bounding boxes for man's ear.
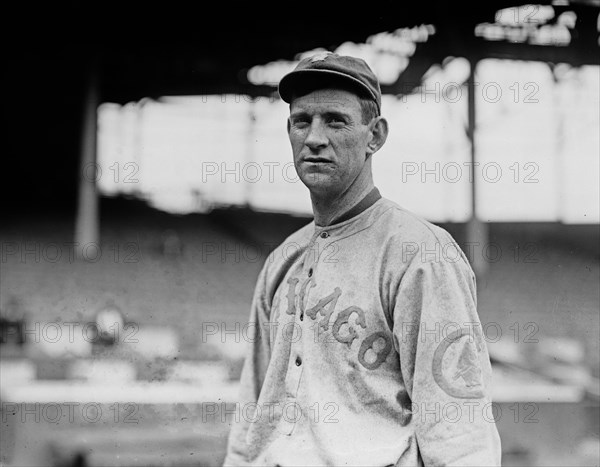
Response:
[366,117,389,156]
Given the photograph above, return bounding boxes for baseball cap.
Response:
[278,52,381,114]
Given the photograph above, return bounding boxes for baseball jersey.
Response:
[223,189,501,466]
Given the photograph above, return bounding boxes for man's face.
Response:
[287,88,372,197]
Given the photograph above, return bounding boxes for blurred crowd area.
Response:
[1,196,599,466]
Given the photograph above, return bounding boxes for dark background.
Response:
[1,2,599,466]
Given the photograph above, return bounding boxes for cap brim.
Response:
[278,69,379,108]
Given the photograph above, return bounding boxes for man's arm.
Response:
[393,253,502,466]
[223,263,272,466]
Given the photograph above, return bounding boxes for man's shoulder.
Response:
[374,198,472,270]
[375,197,455,245]
[263,219,314,266]
[253,220,314,299]
[275,219,314,250]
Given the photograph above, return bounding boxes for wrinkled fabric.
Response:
[223,198,501,467]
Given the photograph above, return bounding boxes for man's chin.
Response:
[300,173,333,191]
[303,182,342,200]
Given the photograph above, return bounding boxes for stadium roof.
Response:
[4,0,599,212]
[8,0,599,101]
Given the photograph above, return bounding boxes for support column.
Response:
[466,58,489,278]
[74,62,100,259]
[244,99,257,206]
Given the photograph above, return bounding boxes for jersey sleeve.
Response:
[392,251,502,466]
[223,261,273,466]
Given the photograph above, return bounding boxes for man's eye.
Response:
[327,117,345,125]
[292,119,310,127]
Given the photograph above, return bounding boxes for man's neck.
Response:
[311,181,377,227]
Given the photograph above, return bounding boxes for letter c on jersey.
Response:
[432,328,485,399]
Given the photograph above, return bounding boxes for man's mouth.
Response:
[303,157,332,163]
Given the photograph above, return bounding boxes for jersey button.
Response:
[295,356,302,366]
[320,232,329,238]
[308,268,313,277]
[300,312,304,321]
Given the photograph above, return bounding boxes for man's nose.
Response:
[304,121,328,150]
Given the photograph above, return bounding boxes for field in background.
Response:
[1,195,598,466]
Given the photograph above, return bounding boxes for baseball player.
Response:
[223,53,501,466]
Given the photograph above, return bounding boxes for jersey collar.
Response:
[317,187,382,227]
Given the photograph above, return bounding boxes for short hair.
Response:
[358,97,379,124]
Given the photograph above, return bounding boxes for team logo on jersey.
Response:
[432,328,485,399]
[284,275,393,370]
